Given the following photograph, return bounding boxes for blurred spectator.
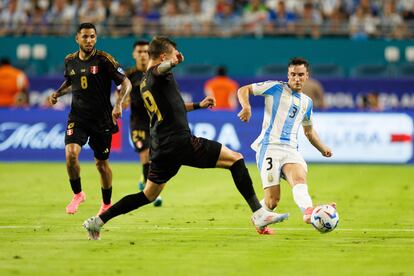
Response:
[303,77,325,109]
[132,0,161,36]
[108,0,133,36]
[47,0,77,35]
[349,5,380,39]
[380,0,404,39]
[78,0,105,32]
[25,4,48,35]
[242,0,269,36]
[160,0,185,36]
[214,1,242,37]
[297,2,323,39]
[266,0,297,35]
[0,57,29,107]
[182,0,212,36]
[0,0,27,36]
[204,66,239,111]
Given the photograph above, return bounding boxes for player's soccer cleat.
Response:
[252,208,289,233]
[66,191,86,214]
[97,202,112,216]
[82,216,104,240]
[153,196,162,207]
[255,226,275,235]
[303,207,314,224]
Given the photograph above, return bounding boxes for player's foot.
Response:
[66,191,86,214]
[138,181,145,191]
[97,202,112,216]
[153,196,162,207]
[252,208,289,233]
[256,226,275,235]
[330,202,337,209]
[303,207,314,224]
[82,216,104,240]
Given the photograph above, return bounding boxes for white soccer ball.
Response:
[310,204,339,233]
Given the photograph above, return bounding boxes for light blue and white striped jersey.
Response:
[251,80,313,151]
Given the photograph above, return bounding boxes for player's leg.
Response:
[213,144,289,231]
[262,186,281,211]
[139,149,162,207]
[90,132,114,215]
[282,163,313,223]
[64,121,88,214]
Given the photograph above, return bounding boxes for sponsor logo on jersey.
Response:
[90,66,99,74]
[293,97,300,106]
[117,67,125,75]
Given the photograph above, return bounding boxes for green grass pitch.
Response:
[0,162,413,275]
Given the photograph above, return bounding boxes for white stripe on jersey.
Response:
[251,80,313,152]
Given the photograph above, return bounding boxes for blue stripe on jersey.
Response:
[257,90,282,171]
[305,98,313,121]
[280,92,301,142]
[262,83,283,96]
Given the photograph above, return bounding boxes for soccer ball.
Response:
[310,204,339,233]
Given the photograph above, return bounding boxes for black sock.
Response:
[230,159,262,212]
[143,163,150,183]
[99,192,150,223]
[70,178,81,194]
[101,187,112,205]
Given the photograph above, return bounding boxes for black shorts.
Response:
[64,120,112,160]
[130,127,150,153]
[148,135,222,184]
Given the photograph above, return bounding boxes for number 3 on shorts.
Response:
[266,157,273,170]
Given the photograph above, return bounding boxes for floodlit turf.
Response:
[0,162,413,275]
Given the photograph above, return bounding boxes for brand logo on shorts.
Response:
[103,148,109,154]
[68,122,75,129]
[136,141,143,149]
[90,66,99,74]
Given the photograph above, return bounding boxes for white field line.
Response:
[0,225,413,232]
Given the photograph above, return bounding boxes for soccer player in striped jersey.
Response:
[237,57,334,226]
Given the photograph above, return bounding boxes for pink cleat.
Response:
[97,202,112,216]
[66,191,86,214]
[303,207,314,224]
[256,226,275,235]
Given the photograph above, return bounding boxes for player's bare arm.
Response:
[237,84,253,122]
[303,125,332,157]
[185,96,216,111]
[156,52,184,75]
[48,80,71,105]
[112,77,132,124]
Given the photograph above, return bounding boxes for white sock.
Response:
[292,184,313,213]
[260,199,273,212]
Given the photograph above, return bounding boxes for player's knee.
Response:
[66,151,78,167]
[292,176,306,184]
[95,160,110,174]
[231,151,243,162]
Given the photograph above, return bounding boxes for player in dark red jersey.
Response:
[121,40,162,207]
[83,36,288,240]
[48,23,132,216]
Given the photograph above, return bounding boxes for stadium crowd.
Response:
[0,0,413,39]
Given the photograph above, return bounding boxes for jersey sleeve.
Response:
[251,80,283,96]
[63,60,72,85]
[105,57,126,86]
[302,98,313,126]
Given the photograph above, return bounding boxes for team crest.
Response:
[90,66,99,74]
[293,97,300,106]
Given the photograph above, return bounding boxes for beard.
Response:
[80,45,94,54]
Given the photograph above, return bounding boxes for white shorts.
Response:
[255,144,308,189]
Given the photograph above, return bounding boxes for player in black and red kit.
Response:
[48,23,132,216]
[83,36,288,239]
[122,40,162,206]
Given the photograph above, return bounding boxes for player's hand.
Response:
[112,104,122,125]
[172,52,184,66]
[48,92,58,105]
[200,96,215,109]
[321,147,332,157]
[238,107,252,122]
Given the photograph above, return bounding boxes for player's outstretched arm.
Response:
[303,125,332,157]
[156,52,184,75]
[112,77,132,124]
[237,85,253,122]
[48,80,71,105]
[185,96,216,112]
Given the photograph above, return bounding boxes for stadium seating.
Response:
[351,64,390,78]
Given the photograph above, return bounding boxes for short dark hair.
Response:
[149,36,177,59]
[288,57,310,72]
[133,40,149,49]
[217,66,227,76]
[0,57,11,66]
[77,23,97,33]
